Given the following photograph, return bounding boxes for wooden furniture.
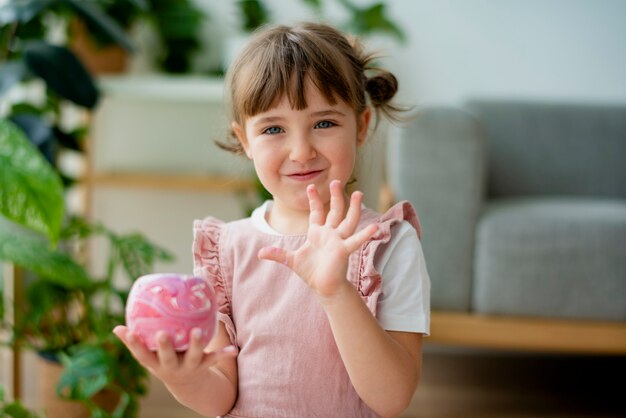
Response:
[0,264,22,399]
[428,311,626,355]
[87,75,254,277]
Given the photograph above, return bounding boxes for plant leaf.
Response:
[9,113,57,165]
[0,226,94,289]
[1,363,42,415]
[23,42,99,109]
[0,0,53,25]
[115,233,175,281]
[152,2,205,39]
[301,0,322,11]
[4,400,43,418]
[62,0,134,52]
[59,215,100,240]
[53,127,82,152]
[128,0,149,11]
[58,345,113,400]
[10,102,44,115]
[0,119,63,243]
[0,60,29,97]
[238,0,270,32]
[9,114,53,147]
[343,2,406,43]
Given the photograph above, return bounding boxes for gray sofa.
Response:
[389,100,626,349]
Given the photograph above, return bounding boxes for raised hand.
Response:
[258,180,378,299]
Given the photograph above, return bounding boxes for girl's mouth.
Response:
[287,170,323,181]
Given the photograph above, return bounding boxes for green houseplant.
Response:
[86,0,206,74]
[302,0,406,42]
[1,385,42,418]
[0,1,174,417]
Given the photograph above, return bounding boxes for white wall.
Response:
[202,0,626,107]
[384,0,626,106]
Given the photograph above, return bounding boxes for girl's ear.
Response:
[356,107,372,147]
[232,122,252,159]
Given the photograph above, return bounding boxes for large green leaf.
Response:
[62,0,134,52]
[0,119,64,244]
[23,42,99,109]
[0,0,53,25]
[0,227,93,289]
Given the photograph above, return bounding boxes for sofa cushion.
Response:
[390,107,485,311]
[465,101,626,199]
[473,198,626,321]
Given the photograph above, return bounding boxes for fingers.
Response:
[325,180,345,227]
[182,328,206,370]
[113,325,159,370]
[344,223,378,253]
[182,327,239,370]
[201,345,239,369]
[338,190,363,237]
[156,331,179,370]
[307,184,325,225]
[258,246,292,268]
[114,325,237,385]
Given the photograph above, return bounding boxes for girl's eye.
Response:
[263,126,284,135]
[315,120,336,129]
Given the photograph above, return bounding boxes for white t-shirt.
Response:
[251,201,431,335]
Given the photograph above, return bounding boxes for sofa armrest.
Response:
[388,107,485,310]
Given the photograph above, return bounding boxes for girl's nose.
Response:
[288,135,316,162]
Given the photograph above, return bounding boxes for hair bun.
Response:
[366,71,398,106]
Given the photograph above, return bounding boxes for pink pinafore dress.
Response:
[193,201,420,418]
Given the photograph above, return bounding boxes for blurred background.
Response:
[1,1,625,417]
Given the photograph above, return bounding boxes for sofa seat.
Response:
[473,197,626,321]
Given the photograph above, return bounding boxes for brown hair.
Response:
[220,22,402,154]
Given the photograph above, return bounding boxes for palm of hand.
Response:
[258,181,378,299]
[291,223,353,297]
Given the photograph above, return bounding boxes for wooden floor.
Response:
[138,345,626,418]
[403,346,626,418]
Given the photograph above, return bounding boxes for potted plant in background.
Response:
[78,0,206,75]
[0,1,174,417]
[302,0,405,42]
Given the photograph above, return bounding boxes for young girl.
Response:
[114,22,430,418]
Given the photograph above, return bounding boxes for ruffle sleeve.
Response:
[192,217,237,345]
[357,201,422,315]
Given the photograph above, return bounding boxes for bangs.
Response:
[220,22,399,155]
[230,24,362,121]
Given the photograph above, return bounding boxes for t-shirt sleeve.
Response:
[376,221,431,335]
[192,217,237,345]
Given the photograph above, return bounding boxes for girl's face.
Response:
[233,79,371,214]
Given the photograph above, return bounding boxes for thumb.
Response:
[202,345,238,368]
[258,246,292,267]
